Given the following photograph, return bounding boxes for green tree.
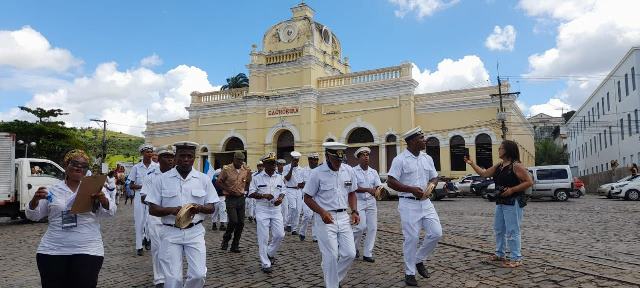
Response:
[562,110,576,123]
[18,106,68,124]
[0,120,85,164]
[535,139,568,166]
[221,73,249,90]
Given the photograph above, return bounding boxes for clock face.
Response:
[279,24,298,43]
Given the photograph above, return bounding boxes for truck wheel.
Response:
[626,189,640,201]
[555,190,569,201]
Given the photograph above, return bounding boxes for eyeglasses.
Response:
[68,160,89,170]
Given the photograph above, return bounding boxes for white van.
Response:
[528,165,573,201]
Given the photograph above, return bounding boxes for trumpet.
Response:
[421,182,437,200]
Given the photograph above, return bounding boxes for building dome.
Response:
[261,3,342,59]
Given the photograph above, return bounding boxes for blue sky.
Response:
[0,0,637,135]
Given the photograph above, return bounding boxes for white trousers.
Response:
[297,202,316,239]
[353,196,378,258]
[159,224,207,288]
[148,223,165,285]
[246,197,256,218]
[212,195,228,223]
[280,195,288,225]
[255,204,285,268]
[314,211,356,288]
[286,188,302,230]
[398,198,443,276]
[133,191,148,250]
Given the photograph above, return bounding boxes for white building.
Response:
[567,47,640,177]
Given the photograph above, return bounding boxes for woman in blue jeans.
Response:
[465,140,533,267]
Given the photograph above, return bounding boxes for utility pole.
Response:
[90,119,107,163]
[490,76,520,140]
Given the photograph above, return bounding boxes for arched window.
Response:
[325,138,335,142]
[224,137,244,151]
[346,127,378,170]
[426,137,441,171]
[475,133,493,169]
[385,134,397,172]
[276,130,295,162]
[450,135,466,171]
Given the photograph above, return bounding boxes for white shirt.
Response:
[127,161,159,191]
[146,167,219,225]
[248,171,286,207]
[282,164,302,188]
[352,165,382,200]
[140,167,163,225]
[304,162,358,211]
[105,176,117,200]
[25,181,117,256]
[387,150,439,198]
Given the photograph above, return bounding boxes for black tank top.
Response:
[494,162,520,189]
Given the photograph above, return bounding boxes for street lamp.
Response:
[17,140,36,158]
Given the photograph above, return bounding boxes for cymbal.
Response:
[175,203,197,228]
[421,182,436,200]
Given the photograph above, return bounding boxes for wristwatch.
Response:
[350,210,359,216]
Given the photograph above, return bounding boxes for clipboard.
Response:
[71,175,107,214]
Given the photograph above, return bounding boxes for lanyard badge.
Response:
[61,210,78,230]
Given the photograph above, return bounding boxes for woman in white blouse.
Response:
[26,149,116,288]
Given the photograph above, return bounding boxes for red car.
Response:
[572,177,586,198]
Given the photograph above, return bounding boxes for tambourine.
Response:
[374,186,384,200]
[175,203,198,228]
[421,182,437,200]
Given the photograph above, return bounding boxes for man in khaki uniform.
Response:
[217,151,252,252]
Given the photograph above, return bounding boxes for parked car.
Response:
[529,165,574,201]
[471,178,494,197]
[609,176,640,200]
[455,174,484,195]
[571,177,586,198]
[598,175,640,198]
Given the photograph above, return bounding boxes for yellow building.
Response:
[144,3,535,178]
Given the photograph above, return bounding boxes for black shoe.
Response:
[355,249,360,259]
[261,266,272,273]
[144,238,151,250]
[285,226,292,232]
[268,255,276,264]
[363,256,375,263]
[211,223,217,231]
[219,224,226,231]
[291,231,298,235]
[221,242,229,251]
[230,247,241,253]
[313,239,318,243]
[299,235,306,241]
[155,283,164,288]
[416,262,430,278]
[137,249,143,256]
[405,275,418,286]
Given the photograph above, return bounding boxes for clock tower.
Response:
[247,3,350,95]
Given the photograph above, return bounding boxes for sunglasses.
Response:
[68,160,89,170]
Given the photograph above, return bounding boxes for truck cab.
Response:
[0,158,65,219]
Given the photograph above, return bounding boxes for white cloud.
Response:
[0,26,82,72]
[412,55,491,93]
[389,0,459,19]
[140,53,163,67]
[485,25,517,51]
[520,0,640,111]
[529,98,572,117]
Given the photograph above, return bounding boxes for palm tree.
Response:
[221,73,249,90]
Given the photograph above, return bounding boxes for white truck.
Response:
[0,132,65,219]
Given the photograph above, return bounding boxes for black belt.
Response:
[163,220,203,229]
[399,196,419,200]
[329,209,347,213]
[286,186,299,189]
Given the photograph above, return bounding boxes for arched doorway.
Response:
[475,133,493,169]
[213,137,246,169]
[426,137,441,171]
[385,134,397,172]
[346,127,378,171]
[276,130,295,163]
[450,135,466,171]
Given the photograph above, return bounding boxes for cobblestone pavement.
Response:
[1,195,639,287]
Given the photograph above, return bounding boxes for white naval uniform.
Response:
[387,150,443,276]
[127,161,159,250]
[352,164,382,258]
[304,162,358,288]
[282,164,303,231]
[297,166,317,240]
[146,167,219,288]
[248,171,286,268]
[140,167,166,286]
[209,169,227,225]
[277,171,288,224]
[245,170,262,219]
